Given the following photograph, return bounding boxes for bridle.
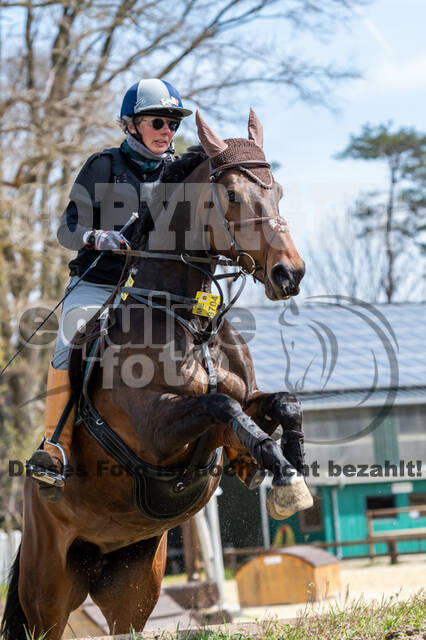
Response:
[78,160,292,351]
[209,162,290,279]
[112,160,291,310]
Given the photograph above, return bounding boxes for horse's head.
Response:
[196,110,305,301]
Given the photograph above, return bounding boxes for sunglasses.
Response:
[141,117,180,132]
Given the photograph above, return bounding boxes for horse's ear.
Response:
[248,108,263,148]
[196,110,228,157]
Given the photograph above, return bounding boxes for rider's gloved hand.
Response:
[83,229,130,251]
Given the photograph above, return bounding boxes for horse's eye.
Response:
[227,190,237,203]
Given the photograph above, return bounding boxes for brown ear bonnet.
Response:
[196,109,273,189]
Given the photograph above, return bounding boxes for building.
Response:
[218,300,426,558]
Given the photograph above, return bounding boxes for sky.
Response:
[205,0,426,253]
[201,0,426,305]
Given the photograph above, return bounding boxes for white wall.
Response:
[0,530,21,584]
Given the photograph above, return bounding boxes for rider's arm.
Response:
[57,154,112,250]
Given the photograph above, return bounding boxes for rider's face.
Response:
[128,116,178,154]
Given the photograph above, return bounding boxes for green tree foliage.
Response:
[337,122,426,302]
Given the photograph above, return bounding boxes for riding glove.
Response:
[83,229,130,251]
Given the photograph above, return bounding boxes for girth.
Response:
[80,403,221,520]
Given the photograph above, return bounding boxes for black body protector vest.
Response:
[68,147,171,285]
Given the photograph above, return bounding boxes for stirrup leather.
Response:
[26,439,68,487]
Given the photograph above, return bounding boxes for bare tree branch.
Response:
[0,0,368,503]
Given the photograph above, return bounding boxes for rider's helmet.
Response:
[120,78,192,120]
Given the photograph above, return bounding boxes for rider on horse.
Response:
[27,78,192,501]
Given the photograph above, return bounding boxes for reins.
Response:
[112,250,239,267]
[114,250,248,346]
[0,213,138,379]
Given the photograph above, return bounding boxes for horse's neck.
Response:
[135,258,210,297]
[135,161,213,297]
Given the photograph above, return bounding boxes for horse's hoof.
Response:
[266,475,313,520]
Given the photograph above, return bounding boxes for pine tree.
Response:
[337,123,426,301]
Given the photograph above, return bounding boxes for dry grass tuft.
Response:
[173,591,426,640]
[1,590,425,639]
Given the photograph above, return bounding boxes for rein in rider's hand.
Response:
[83,229,131,251]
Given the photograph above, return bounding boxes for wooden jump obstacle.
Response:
[234,545,340,607]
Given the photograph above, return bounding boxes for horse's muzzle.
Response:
[270,262,305,298]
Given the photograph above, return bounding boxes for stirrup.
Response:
[26,439,68,488]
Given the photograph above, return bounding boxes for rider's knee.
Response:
[51,350,70,370]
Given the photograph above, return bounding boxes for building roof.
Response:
[229,300,426,409]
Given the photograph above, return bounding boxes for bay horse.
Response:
[1,110,312,639]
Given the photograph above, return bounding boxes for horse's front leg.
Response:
[244,390,313,518]
[224,391,302,490]
[131,391,311,520]
[196,393,312,520]
[246,391,306,473]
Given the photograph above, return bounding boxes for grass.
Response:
[0,583,7,602]
[24,630,49,640]
[128,591,425,640]
[1,590,425,639]
[275,590,425,640]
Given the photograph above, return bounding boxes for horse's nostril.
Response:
[271,264,292,288]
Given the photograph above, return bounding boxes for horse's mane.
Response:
[162,145,208,184]
[130,145,208,248]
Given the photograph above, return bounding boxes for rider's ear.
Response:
[248,108,263,148]
[196,110,228,157]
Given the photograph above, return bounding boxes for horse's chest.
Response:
[216,367,248,403]
[180,356,248,404]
